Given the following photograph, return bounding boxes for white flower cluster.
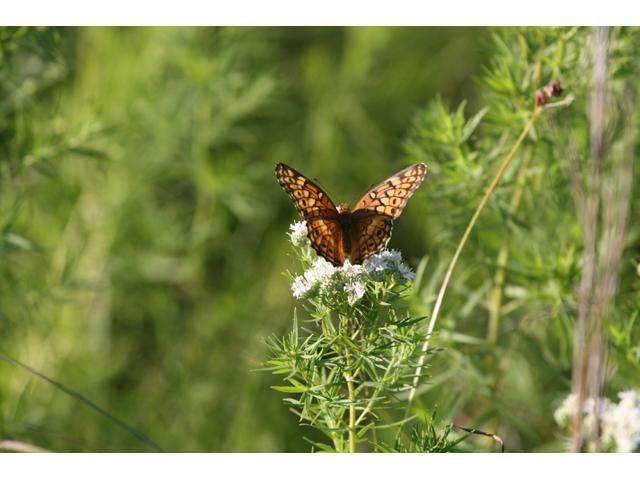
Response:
[287,222,417,282]
[288,221,309,247]
[288,222,417,305]
[291,258,367,306]
[362,249,416,282]
[554,390,640,452]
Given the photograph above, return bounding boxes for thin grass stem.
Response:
[405,105,544,417]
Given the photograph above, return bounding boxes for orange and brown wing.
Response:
[276,163,339,221]
[349,163,426,264]
[275,163,346,266]
[307,217,346,266]
[353,163,426,219]
[348,214,393,265]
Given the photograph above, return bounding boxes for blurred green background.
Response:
[0,26,489,452]
[3,26,638,453]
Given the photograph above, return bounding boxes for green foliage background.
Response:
[1,26,638,452]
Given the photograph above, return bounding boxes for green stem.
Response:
[344,343,357,453]
[487,144,536,344]
[355,352,399,427]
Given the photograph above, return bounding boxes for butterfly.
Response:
[276,163,426,267]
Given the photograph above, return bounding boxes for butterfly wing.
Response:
[307,216,346,266]
[353,163,427,218]
[275,163,346,266]
[348,214,394,265]
[349,163,426,265]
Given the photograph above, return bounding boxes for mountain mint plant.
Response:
[263,221,452,453]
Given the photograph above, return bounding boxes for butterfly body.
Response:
[337,205,356,258]
[276,163,426,266]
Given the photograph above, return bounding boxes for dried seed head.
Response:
[535,80,564,106]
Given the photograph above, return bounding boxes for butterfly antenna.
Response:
[312,177,341,204]
[348,183,374,208]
